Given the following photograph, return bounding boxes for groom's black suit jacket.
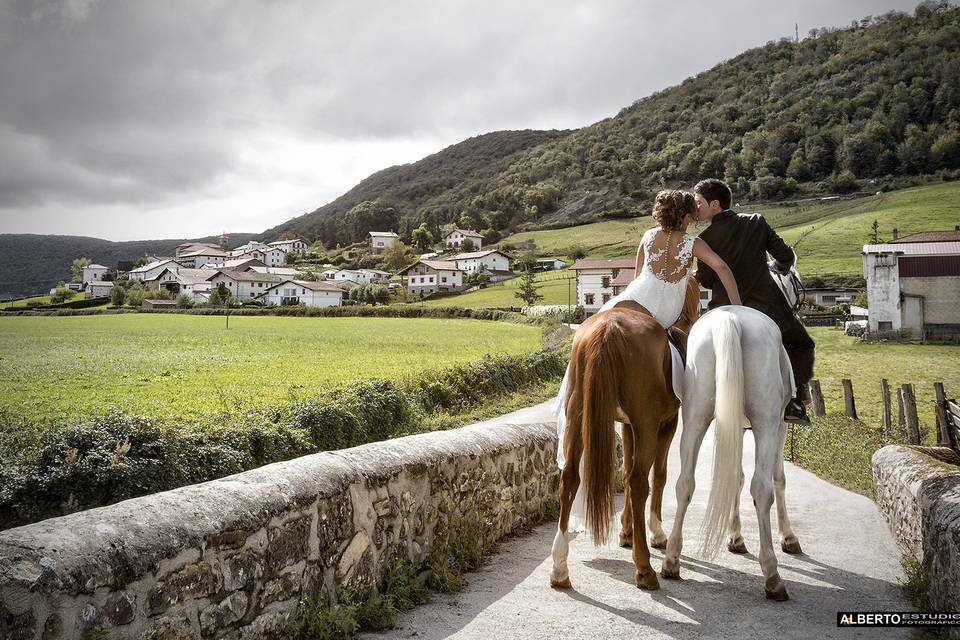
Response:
[695,209,796,326]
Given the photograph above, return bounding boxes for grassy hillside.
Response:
[498,181,960,275]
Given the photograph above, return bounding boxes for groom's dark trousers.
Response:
[694,210,815,401]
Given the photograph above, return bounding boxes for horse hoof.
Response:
[764,577,789,601]
[781,538,803,555]
[550,576,572,589]
[650,537,667,550]
[637,571,660,590]
[619,533,633,548]
[661,560,680,580]
[728,539,748,554]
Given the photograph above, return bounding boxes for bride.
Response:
[601,189,741,327]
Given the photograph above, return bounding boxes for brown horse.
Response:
[550,277,699,591]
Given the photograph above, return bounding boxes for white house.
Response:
[261,280,344,307]
[570,257,634,312]
[128,259,183,282]
[86,281,114,298]
[207,258,266,271]
[369,231,399,253]
[397,260,465,294]
[442,229,482,250]
[207,269,283,301]
[82,264,110,285]
[232,241,271,254]
[228,249,266,263]
[358,269,392,283]
[268,239,307,254]
[330,269,379,285]
[863,236,960,340]
[451,249,510,274]
[249,266,299,278]
[178,247,228,268]
[535,258,566,272]
[805,288,859,307]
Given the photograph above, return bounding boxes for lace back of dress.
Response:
[644,230,694,284]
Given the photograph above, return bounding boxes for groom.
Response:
[692,178,814,424]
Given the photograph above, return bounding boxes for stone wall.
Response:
[872,445,960,618]
[0,421,559,640]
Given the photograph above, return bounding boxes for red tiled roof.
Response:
[611,268,636,286]
[891,230,960,243]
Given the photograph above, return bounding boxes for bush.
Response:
[49,287,75,304]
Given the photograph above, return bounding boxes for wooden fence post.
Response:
[808,379,825,417]
[842,378,858,419]
[934,382,952,447]
[881,379,892,438]
[900,383,921,445]
[897,388,906,437]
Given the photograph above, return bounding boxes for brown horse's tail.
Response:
[579,320,624,546]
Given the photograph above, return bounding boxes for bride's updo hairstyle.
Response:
[652,189,696,231]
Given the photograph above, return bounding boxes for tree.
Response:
[566,244,587,261]
[110,285,126,307]
[71,257,91,283]
[514,253,543,306]
[870,219,881,244]
[411,223,434,251]
[176,293,194,308]
[208,282,229,306]
[380,240,414,273]
[49,287,74,304]
[133,256,150,269]
[460,238,476,252]
[126,282,146,307]
[515,269,543,307]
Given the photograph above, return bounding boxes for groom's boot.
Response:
[784,385,811,425]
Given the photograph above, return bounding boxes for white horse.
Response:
[660,304,802,601]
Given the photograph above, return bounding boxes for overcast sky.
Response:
[0,0,920,242]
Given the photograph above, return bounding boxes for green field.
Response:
[420,269,577,309]
[500,181,960,276]
[807,327,960,433]
[0,290,85,309]
[0,315,542,424]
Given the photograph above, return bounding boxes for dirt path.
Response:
[366,401,913,639]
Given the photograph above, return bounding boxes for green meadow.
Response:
[420,269,577,309]
[0,314,542,425]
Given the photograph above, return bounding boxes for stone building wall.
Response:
[0,421,560,640]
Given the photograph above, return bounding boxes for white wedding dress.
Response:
[553,229,697,534]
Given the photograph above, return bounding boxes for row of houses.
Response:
[368,228,484,254]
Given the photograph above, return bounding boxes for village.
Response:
[60,222,960,343]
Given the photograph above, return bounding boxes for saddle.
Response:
[611,300,687,365]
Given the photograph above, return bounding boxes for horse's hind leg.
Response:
[662,401,711,579]
[649,415,677,550]
[619,421,635,548]
[551,390,584,589]
[751,424,789,601]
[728,465,747,554]
[774,429,802,555]
[621,412,660,590]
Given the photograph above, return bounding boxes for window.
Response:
[822,295,836,304]
[878,321,893,330]
[611,269,620,279]
[585,294,595,305]
[602,293,611,304]
[601,276,610,288]
[302,289,306,294]
[420,277,425,283]
[442,277,447,283]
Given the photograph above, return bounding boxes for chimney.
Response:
[892,228,898,240]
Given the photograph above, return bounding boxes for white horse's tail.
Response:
[699,311,745,558]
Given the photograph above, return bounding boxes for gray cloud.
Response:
[0,0,920,240]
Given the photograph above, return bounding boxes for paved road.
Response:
[366,402,912,639]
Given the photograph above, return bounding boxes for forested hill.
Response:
[263,5,960,248]
[0,233,258,298]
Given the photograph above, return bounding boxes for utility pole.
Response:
[795,23,799,42]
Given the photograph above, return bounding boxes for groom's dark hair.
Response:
[694,178,732,210]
